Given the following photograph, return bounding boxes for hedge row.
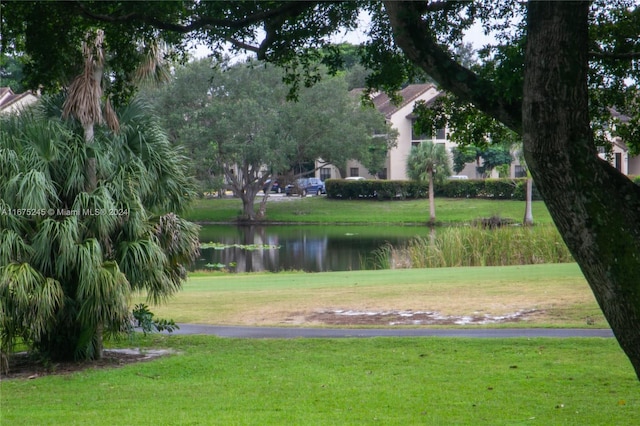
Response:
[325,178,542,201]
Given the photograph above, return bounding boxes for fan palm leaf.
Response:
[0,263,63,356]
[0,229,33,265]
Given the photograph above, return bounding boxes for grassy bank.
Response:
[185,196,554,225]
[3,335,638,425]
[134,264,605,328]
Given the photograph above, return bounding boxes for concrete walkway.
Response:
[170,324,614,339]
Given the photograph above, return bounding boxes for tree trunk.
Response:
[523,2,640,379]
[428,169,436,224]
[240,192,257,221]
[257,192,269,220]
[523,177,533,226]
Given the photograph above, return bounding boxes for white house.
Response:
[598,109,640,176]
[318,84,476,181]
[0,87,39,114]
[318,84,638,182]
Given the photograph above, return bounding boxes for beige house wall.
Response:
[0,88,39,114]
[318,86,640,182]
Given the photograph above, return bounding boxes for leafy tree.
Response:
[406,142,451,224]
[0,55,26,93]
[150,58,394,221]
[0,96,199,365]
[478,146,512,177]
[4,0,640,379]
[451,146,480,175]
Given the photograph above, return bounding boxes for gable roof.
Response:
[0,87,39,113]
[371,84,437,119]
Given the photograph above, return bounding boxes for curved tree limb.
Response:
[383,1,522,135]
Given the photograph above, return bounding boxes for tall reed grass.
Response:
[372,225,573,269]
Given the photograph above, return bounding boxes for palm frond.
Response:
[0,199,27,234]
[3,170,59,212]
[56,217,82,277]
[134,41,171,87]
[76,238,103,285]
[71,187,118,240]
[0,262,63,355]
[116,239,166,289]
[103,95,120,133]
[62,30,105,128]
[76,260,130,331]
[0,148,19,181]
[0,229,33,265]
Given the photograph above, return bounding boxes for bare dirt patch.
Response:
[2,349,171,380]
[304,309,543,326]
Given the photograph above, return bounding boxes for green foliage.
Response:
[325,178,541,201]
[477,146,513,176]
[451,146,480,174]
[131,304,179,336]
[374,225,573,269]
[148,58,393,220]
[3,336,639,425]
[435,178,541,201]
[406,142,452,184]
[0,96,199,363]
[326,179,429,200]
[0,55,27,92]
[2,1,638,140]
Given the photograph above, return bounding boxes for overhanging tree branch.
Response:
[383,1,522,135]
[72,1,317,34]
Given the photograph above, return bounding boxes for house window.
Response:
[350,167,359,177]
[320,167,331,181]
[615,153,622,171]
[411,119,446,142]
[411,119,430,141]
[514,165,527,178]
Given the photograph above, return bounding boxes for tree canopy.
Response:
[147,57,394,221]
[3,1,640,379]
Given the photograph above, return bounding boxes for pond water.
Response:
[197,225,434,273]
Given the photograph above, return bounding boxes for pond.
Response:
[197,225,434,273]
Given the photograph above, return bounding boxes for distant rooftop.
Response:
[0,87,39,113]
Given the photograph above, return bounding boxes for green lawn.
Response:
[2,335,638,425]
[137,264,605,328]
[185,196,554,225]
[6,200,636,425]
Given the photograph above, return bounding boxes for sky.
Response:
[191,11,496,61]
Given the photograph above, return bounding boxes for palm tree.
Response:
[0,93,199,366]
[406,142,452,225]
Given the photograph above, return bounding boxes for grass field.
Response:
[134,264,606,328]
[2,335,638,425]
[5,199,638,424]
[185,196,554,225]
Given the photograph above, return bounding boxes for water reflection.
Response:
[197,225,432,273]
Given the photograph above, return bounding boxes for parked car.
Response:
[285,178,326,196]
[263,179,282,193]
[345,176,365,181]
[449,175,469,180]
